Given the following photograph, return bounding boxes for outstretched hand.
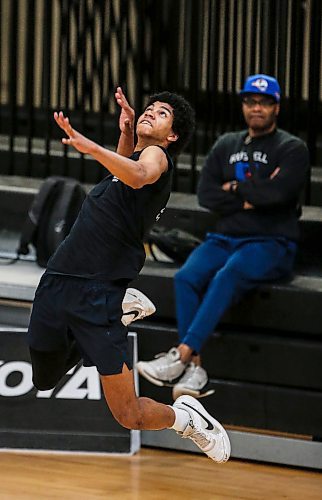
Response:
[54,111,95,155]
[115,87,135,135]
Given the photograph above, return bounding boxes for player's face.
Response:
[136,101,177,144]
[242,94,280,135]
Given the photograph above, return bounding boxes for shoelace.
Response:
[154,349,178,361]
[154,352,167,359]
[180,422,214,449]
[151,352,174,373]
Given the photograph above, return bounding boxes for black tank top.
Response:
[47,147,173,280]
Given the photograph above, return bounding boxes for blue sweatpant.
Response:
[174,233,297,353]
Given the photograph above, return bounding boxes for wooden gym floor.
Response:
[0,448,321,499]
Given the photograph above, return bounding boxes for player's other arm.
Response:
[115,86,135,158]
[91,144,168,188]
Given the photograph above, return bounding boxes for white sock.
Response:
[168,406,190,432]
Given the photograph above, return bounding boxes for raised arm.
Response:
[115,86,135,157]
[54,111,167,189]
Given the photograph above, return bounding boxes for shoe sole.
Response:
[136,363,173,387]
[136,362,185,387]
[175,395,231,463]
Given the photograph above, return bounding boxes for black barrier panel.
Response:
[0,0,321,191]
[0,329,140,453]
[134,323,322,437]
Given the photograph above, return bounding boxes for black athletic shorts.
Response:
[27,272,132,375]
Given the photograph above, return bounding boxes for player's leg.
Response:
[29,343,80,390]
[61,276,230,463]
[100,363,174,430]
[27,273,80,390]
[100,363,230,463]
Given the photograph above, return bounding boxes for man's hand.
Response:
[115,86,135,136]
[222,180,238,192]
[222,181,231,192]
[270,167,280,179]
[243,201,254,209]
[54,111,95,155]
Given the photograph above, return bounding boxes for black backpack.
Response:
[146,226,202,264]
[17,176,86,267]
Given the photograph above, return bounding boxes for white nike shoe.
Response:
[121,288,156,326]
[173,395,231,463]
[136,347,187,386]
[172,363,215,400]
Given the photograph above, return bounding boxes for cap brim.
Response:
[240,90,280,102]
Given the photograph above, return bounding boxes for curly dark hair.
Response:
[145,91,195,157]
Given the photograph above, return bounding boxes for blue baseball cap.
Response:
[240,74,281,102]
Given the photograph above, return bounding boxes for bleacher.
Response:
[129,181,322,468]
[0,172,322,468]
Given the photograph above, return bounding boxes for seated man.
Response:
[137,74,310,400]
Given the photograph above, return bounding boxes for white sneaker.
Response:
[173,395,231,463]
[121,288,156,326]
[172,363,215,400]
[136,347,187,386]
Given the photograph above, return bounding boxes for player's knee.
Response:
[111,405,144,430]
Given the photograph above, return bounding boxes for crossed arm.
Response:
[198,138,308,214]
[221,167,280,210]
[197,147,253,214]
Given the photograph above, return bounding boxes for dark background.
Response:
[0,0,321,193]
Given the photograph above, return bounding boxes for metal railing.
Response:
[0,0,321,193]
